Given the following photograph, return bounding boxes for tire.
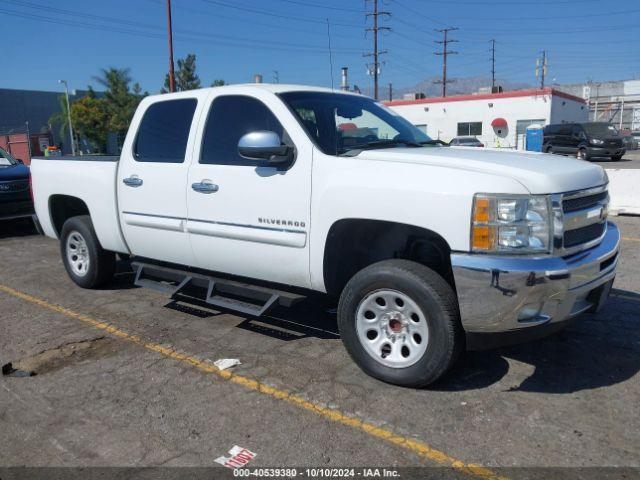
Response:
[545,145,554,154]
[337,259,462,388]
[577,148,590,161]
[60,215,115,289]
[611,155,623,161]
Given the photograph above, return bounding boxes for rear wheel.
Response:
[337,259,462,388]
[545,145,554,154]
[60,215,115,288]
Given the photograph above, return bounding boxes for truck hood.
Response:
[356,146,607,194]
[0,163,30,181]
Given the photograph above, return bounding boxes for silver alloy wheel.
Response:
[66,230,90,277]
[355,289,429,368]
[577,149,586,160]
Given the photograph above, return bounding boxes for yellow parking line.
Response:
[0,284,506,480]
[622,236,640,243]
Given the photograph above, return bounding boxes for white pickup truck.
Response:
[30,84,619,387]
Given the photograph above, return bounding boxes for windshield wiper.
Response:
[338,138,424,155]
[418,139,447,146]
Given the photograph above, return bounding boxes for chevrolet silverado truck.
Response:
[30,85,620,387]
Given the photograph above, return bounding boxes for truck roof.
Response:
[145,83,364,100]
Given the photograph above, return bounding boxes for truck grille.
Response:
[562,190,608,213]
[564,222,606,248]
[558,185,609,255]
[0,180,29,193]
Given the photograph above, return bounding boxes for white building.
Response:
[385,88,588,150]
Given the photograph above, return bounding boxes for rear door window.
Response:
[134,98,198,163]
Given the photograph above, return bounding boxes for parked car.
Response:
[543,122,625,161]
[0,146,35,222]
[449,136,484,147]
[30,85,619,387]
[620,133,638,151]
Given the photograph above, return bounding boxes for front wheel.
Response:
[611,155,623,161]
[337,260,462,387]
[60,215,115,289]
[577,148,590,161]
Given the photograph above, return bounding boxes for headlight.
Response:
[591,138,604,145]
[471,194,552,253]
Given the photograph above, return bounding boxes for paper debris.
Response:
[214,358,241,371]
[215,445,256,469]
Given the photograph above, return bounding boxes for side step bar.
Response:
[132,262,305,317]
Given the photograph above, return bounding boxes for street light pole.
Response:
[58,80,75,156]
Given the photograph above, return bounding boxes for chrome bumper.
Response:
[451,222,620,333]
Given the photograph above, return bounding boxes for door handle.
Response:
[122,175,143,187]
[192,180,219,194]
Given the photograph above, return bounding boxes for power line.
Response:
[199,0,362,28]
[0,3,364,54]
[364,0,390,100]
[273,0,365,13]
[433,27,458,97]
[447,7,640,21]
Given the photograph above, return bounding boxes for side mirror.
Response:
[238,131,293,166]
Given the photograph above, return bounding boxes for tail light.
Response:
[477,143,484,147]
[28,172,34,202]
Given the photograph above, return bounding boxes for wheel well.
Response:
[49,195,90,237]
[323,219,454,296]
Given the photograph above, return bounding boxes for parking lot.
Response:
[1,215,639,478]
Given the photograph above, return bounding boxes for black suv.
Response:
[543,122,625,161]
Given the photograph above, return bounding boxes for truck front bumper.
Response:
[450,222,620,340]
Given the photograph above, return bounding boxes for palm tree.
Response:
[48,94,77,150]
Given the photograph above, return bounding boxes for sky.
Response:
[1,0,639,95]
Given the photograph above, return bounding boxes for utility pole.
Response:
[490,39,496,90]
[58,80,75,156]
[536,50,547,89]
[364,0,390,100]
[166,0,176,93]
[433,27,458,97]
[388,83,393,101]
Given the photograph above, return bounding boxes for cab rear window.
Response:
[134,99,197,163]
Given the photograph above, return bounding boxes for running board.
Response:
[132,262,304,317]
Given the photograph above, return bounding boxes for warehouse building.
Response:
[385,87,588,150]
[558,79,640,132]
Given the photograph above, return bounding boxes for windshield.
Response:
[583,123,618,137]
[279,91,433,155]
[0,147,17,167]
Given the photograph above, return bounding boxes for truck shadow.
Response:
[163,291,340,341]
[0,218,38,239]
[435,288,640,393]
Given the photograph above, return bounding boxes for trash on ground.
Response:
[213,358,241,371]
[2,362,36,378]
[215,445,257,468]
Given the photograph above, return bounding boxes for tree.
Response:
[93,67,144,145]
[70,88,109,153]
[48,94,75,148]
[211,79,226,87]
[163,53,202,92]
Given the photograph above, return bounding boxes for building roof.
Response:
[384,87,586,107]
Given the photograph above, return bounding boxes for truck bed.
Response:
[30,156,128,253]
